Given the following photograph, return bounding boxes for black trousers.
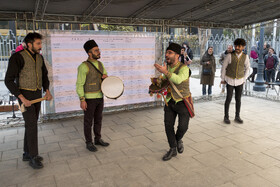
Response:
[164,99,190,148]
[19,89,42,157]
[84,98,104,143]
[266,69,276,83]
[224,84,243,118]
[249,68,257,82]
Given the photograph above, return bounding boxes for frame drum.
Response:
[101,76,124,99]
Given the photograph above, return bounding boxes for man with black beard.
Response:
[5,32,53,169]
[154,43,191,161]
[221,38,250,124]
[76,40,110,152]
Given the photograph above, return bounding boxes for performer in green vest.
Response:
[221,38,250,124]
[5,32,53,169]
[76,40,110,152]
[155,43,192,161]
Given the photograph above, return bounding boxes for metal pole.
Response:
[8,21,17,47]
[278,20,280,56]
[239,29,241,37]
[253,23,266,92]
[251,24,255,47]
[25,13,28,34]
[272,19,277,49]
[33,19,35,31]
[15,14,18,46]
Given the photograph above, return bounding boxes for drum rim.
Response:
[101,76,124,99]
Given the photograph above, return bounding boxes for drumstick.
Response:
[20,97,47,113]
[30,97,46,104]
[160,93,168,106]
[186,54,191,61]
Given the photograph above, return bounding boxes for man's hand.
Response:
[221,80,226,84]
[18,94,31,107]
[206,61,211,65]
[186,60,192,65]
[154,62,168,75]
[44,89,53,101]
[102,74,108,79]
[80,101,87,111]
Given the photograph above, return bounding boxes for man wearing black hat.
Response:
[154,43,191,161]
[76,40,110,152]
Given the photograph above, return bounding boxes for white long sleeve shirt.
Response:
[221,52,250,86]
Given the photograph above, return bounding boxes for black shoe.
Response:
[29,157,44,169]
[95,139,110,147]
[22,153,43,162]
[177,140,184,154]
[224,117,230,124]
[234,116,243,124]
[162,148,177,161]
[86,142,98,152]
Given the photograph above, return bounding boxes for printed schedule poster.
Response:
[50,32,156,113]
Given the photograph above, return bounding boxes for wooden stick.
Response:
[161,93,168,106]
[30,97,47,104]
[20,97,47,113]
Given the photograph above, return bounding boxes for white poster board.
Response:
[48,31,156,113]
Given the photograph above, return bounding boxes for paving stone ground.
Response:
[1,96,280,187]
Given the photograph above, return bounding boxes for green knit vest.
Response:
[84,61,103,93]
[226,53,246,79]
[19,50,43,91]
[167,63,190,101]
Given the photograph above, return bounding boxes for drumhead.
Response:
[101,76,124,99]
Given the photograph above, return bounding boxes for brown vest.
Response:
[226,53,246,79]
[167,63,190,101]
[84,60,104,93]
[19,50,43,91]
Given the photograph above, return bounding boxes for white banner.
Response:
[48,32,156,113]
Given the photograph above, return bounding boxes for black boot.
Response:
[86,142,98,152]
[29,157,44,169]
[95,139,110,147]
[234,116,243,124]
[224,116,230,124]
[177,140,184,154]
[162,148,177,161]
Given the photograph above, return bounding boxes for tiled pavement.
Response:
[1,96,280,186]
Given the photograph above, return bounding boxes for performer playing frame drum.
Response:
[76,39,110,152]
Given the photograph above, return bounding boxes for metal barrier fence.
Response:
[165,33,280,59]
[1,29,279,67]
[1,29,279,96]
[0,30,25,80]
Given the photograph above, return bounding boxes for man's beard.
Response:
[166,57,175,65]
[31,46,41,54]
[92,53,100,59]
[235,49,241,54]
